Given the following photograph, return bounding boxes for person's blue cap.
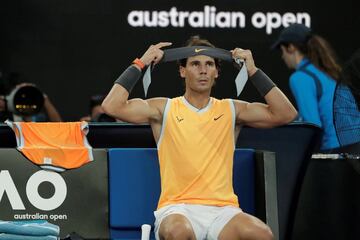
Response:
[271,23,312,50]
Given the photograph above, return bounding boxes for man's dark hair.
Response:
[179,35,220,68]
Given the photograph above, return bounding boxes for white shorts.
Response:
[154,204,242,240]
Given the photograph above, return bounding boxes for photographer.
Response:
[1,82,62,122]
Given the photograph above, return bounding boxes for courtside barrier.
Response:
[0,149,109,239]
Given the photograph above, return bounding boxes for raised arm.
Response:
[231,48,297,128]
[102,42,172,124]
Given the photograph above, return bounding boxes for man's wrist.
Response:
[132,58,145,70]
[248,67,258,77]
[114,65,142,93]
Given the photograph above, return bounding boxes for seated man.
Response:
[102,36,297,240]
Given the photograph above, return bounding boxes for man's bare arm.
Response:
[102,42,172,123]
[102,84,166,123]
[234,88,297,128]
[231,48,297,128]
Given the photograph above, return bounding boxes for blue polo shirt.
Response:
[289,58,340,150]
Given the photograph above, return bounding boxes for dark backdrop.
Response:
[1,0,359,121]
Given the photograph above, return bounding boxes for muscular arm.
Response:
[102,42,172,124]
[231,48,297,128]
[234,87,297,128]
[102,84,166,124]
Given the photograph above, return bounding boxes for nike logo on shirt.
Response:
[214,114,224,121]
[176,116,184,122]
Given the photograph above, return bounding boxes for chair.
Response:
[108,148,278,240]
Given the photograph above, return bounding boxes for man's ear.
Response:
[215,68,219,79]
[179,66,186,78]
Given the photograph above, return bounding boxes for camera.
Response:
[5,85,44,116]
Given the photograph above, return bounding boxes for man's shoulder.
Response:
[211,98,237,112]
[146,97,169,114]
[147,97,169,104]
[212,97,233,105]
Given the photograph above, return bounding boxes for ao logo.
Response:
[0,170,67,211]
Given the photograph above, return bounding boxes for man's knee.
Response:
[255,225,273,240]
[159,215,195,240]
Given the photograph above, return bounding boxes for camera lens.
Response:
[6,85,44,116]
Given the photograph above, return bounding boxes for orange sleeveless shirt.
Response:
[6,121,93,172]
[157,97,238,209]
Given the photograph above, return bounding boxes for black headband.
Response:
[142,46,248,97]
[161,46,233,62]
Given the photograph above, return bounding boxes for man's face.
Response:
[179,55,218,93]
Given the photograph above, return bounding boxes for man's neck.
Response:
[183,92,211,110]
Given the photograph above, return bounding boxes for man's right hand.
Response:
[139,42,172,66]
[231,48,258,76]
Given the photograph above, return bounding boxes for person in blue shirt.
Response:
[272,23,342,152]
